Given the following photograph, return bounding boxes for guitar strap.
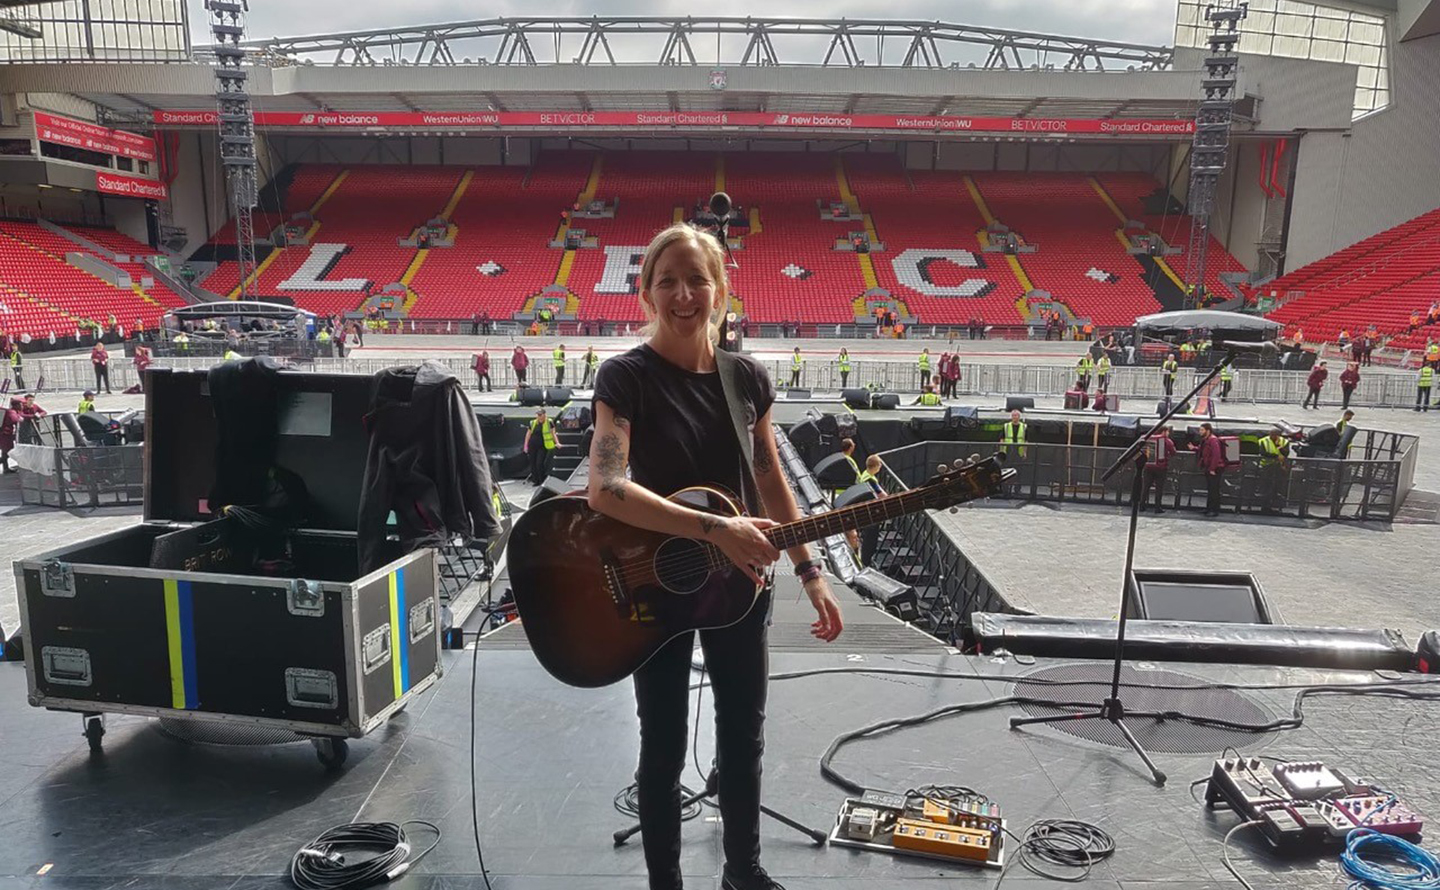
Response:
[714,347,765,519]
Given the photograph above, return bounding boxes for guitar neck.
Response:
[765,487,929,550]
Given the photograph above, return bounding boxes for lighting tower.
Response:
[1184,2,1248,308]
[207,0,259,299]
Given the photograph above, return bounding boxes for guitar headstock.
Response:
[918,454,1013,513]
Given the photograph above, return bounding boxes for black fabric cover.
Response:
[358,361,500,574]
[206,357,310,523]
[970,612,1414,671]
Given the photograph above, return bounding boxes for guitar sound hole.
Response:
[653,537,711,595]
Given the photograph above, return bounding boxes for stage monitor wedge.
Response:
[1005,396,1035,411]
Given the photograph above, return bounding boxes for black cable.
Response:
[289,820,440,890]
[613,782,704,822]
[468,625,497,890]
[997,819,1116,886]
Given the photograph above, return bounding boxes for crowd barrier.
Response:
[13,350,1429,411]
[878,434,1415,522]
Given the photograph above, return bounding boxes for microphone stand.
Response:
[1007,350,1238,786]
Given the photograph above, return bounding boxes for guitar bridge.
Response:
[600,551,639,621]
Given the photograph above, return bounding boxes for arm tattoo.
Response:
[698,514,723,536]
[753,440,775,476]
[595,432,629,501]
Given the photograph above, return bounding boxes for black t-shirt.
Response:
[593,344,775,511]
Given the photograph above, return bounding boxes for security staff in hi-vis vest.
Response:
[1001,409,1027,458]
[1096,354,1112,390]
[837,348,852,389]
[790,347,804,388]
[1220,364,1235,402]
[1075,353,1094,391]
[1257,427,1291,513]
[524,408,558,484]
[553,344,567,386]
[918,348,932,389]
[1418,364,1434,412]
[914,384,941,406]
[1161,353,1179,396]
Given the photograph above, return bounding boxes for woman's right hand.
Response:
[704,515,781,585]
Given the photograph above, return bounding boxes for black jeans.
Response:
[476,372,491,392]
[789,370,801,387]
[1163,376,1174,396]
[1205,471,1223,514]
[634,588,771,890]
[1342,386,1354,409]
[1418,387,1431,410]
[528,445,554,484]
[1302,387,1321,409]
[1221,380,1232,400]
[556,367,565,386]
[1141,466,1168,511]
[920,370,931,389]
[839,370,849,388]
[515,367,527,387]
[94,364,111,393]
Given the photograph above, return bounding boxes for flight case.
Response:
[13,367,440,768]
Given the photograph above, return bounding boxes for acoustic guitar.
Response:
[506,456,1009,688]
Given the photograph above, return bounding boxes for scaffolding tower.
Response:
[207,0,259,300]
[1184,3,1247,309]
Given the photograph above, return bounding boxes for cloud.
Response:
[194,0,1178,59]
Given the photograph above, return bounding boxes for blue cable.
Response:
[1340,829,1440,890]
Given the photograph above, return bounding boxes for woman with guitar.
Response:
[588,223,843,890]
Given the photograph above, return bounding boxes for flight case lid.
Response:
[144,365,375,531]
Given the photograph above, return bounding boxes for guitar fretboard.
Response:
[765,484,935,550]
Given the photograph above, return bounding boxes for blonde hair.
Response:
[866,455,883,472]
[637,223,729,341]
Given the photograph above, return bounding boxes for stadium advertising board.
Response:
[153,109,1194,136]
[35,112,156,162]
[95,171,168,200]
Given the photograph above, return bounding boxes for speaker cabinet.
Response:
[1005,396,1035,411]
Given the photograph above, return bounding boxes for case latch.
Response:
[40,560,75,598]
[287,579,325,618]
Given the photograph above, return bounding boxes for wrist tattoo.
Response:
[698,514,723,536]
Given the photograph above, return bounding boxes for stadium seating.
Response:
[62,225,189,309]
[0,220,173,334]
[843,155,1023,326]
[970,173,1162,326]
[566,151,715,323]
[722,152,867,325]
[409,153,591,320]
[1096,172,1248,301]
[1261,206,1440,347]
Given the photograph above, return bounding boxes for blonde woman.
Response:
[588,223,842,890]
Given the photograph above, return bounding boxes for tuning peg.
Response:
[951,459,966,470]
[949,506,959,514]
[937,464,950,474]
[970,453,982,464]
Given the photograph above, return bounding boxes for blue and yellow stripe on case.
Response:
[163,579,199,710]
[388,567,411,699]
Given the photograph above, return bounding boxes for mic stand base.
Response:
[1008,698,1167,787]
[612,763,828,848]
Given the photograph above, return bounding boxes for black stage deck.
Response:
[2,578,1438,889]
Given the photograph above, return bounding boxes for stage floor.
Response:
[1,575,1437,889]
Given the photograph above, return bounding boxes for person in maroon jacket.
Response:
[945,351,961,398]
[472,350,492,392]
[1142,424,1176,513]
[1340,362,1360,410]
[0,397,21,473]
[1302,361,1328,409]
[1192,422,1226,516]
[90,341,111,394]
[511,345,529,388]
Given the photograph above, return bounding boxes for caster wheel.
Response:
[83,716,105,753]
[313,738,348,770]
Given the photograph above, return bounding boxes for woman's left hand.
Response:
[803,576,844,642]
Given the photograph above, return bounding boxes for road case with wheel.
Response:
[13,367,442,767]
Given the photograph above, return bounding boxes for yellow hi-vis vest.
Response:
[1420,366,1435,388]
[1163,359,1178,379]
[529,418,557,450]
[1259,436,1287,466]
[1002,421,1027,455]
[920,392,941,406]
[918,353,931,371]
[553,348,565,368]
[838,354,851,373]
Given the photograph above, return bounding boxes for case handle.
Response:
[287,579,325,617]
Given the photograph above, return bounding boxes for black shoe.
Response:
[722,864,786,890]
[1154,509,1165,514]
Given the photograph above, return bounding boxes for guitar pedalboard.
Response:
[1205,754,1425,850]
[830,789,1005,869]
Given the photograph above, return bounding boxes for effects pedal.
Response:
[1313,801,1361,839]
[1274,761,1347,801]
[1206,756,1288,818]
[892,819,993,863]
[860,790,909,813]
[845,807,882,841]
[1337,795,1425,836]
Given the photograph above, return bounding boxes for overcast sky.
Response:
[192,0,1181,59]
